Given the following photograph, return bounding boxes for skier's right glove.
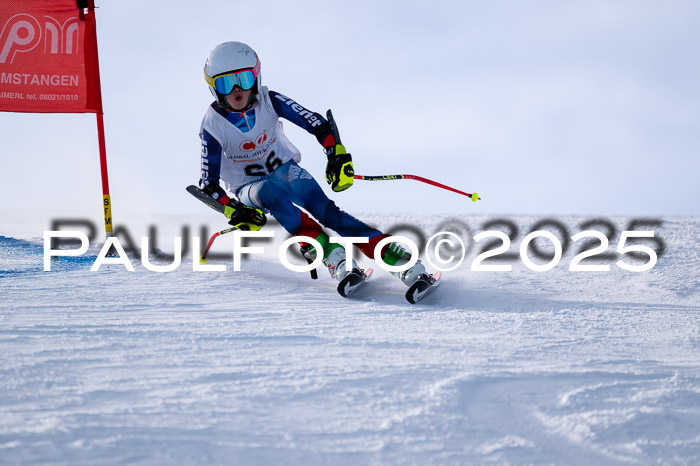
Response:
[224,201,267,231]
[325,144,354,192]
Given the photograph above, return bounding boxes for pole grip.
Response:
[326,109,342,145]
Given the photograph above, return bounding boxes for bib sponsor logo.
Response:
[239,131,269,152]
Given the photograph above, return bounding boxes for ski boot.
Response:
[381,242,427,287]
[324,245,372,297]
[381,242,441,303]
[299,242,354,280]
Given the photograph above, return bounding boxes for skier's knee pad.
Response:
[238,182,266,209]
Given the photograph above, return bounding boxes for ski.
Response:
[186,185,226,214]
[405,271,441,304]
[337,268,373,298]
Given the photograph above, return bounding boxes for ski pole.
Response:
[200,226,319,280]
[323,111,480,201]
[200,227,236,263]
[353,174,480,201]
[188,185,315,276]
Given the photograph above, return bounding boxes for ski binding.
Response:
[337,268,373,298]
[405,271,441,304]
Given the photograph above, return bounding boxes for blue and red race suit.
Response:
[198,87,387,258]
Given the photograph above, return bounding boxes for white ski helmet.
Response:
[204,41,261,106]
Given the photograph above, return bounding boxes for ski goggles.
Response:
[206,69,256,95]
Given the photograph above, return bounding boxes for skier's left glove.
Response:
[325,144,354,192]
[224,201,267,231]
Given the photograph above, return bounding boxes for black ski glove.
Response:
[224,201,267,231]
[325,144,354,192]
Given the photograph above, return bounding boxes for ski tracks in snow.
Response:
[0,216,699,464]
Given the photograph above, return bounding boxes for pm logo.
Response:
[0,13,79,64]
[239,131,269,152]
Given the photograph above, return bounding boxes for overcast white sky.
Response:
[1,0,699,230]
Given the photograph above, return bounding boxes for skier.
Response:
[198,41,427,289]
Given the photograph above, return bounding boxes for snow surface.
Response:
[1,213,699,465]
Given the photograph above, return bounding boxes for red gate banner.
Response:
[0,0,101,113]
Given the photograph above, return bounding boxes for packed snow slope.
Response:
[1,213,699,465]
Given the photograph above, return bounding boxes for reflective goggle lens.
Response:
[213,70,256,94]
